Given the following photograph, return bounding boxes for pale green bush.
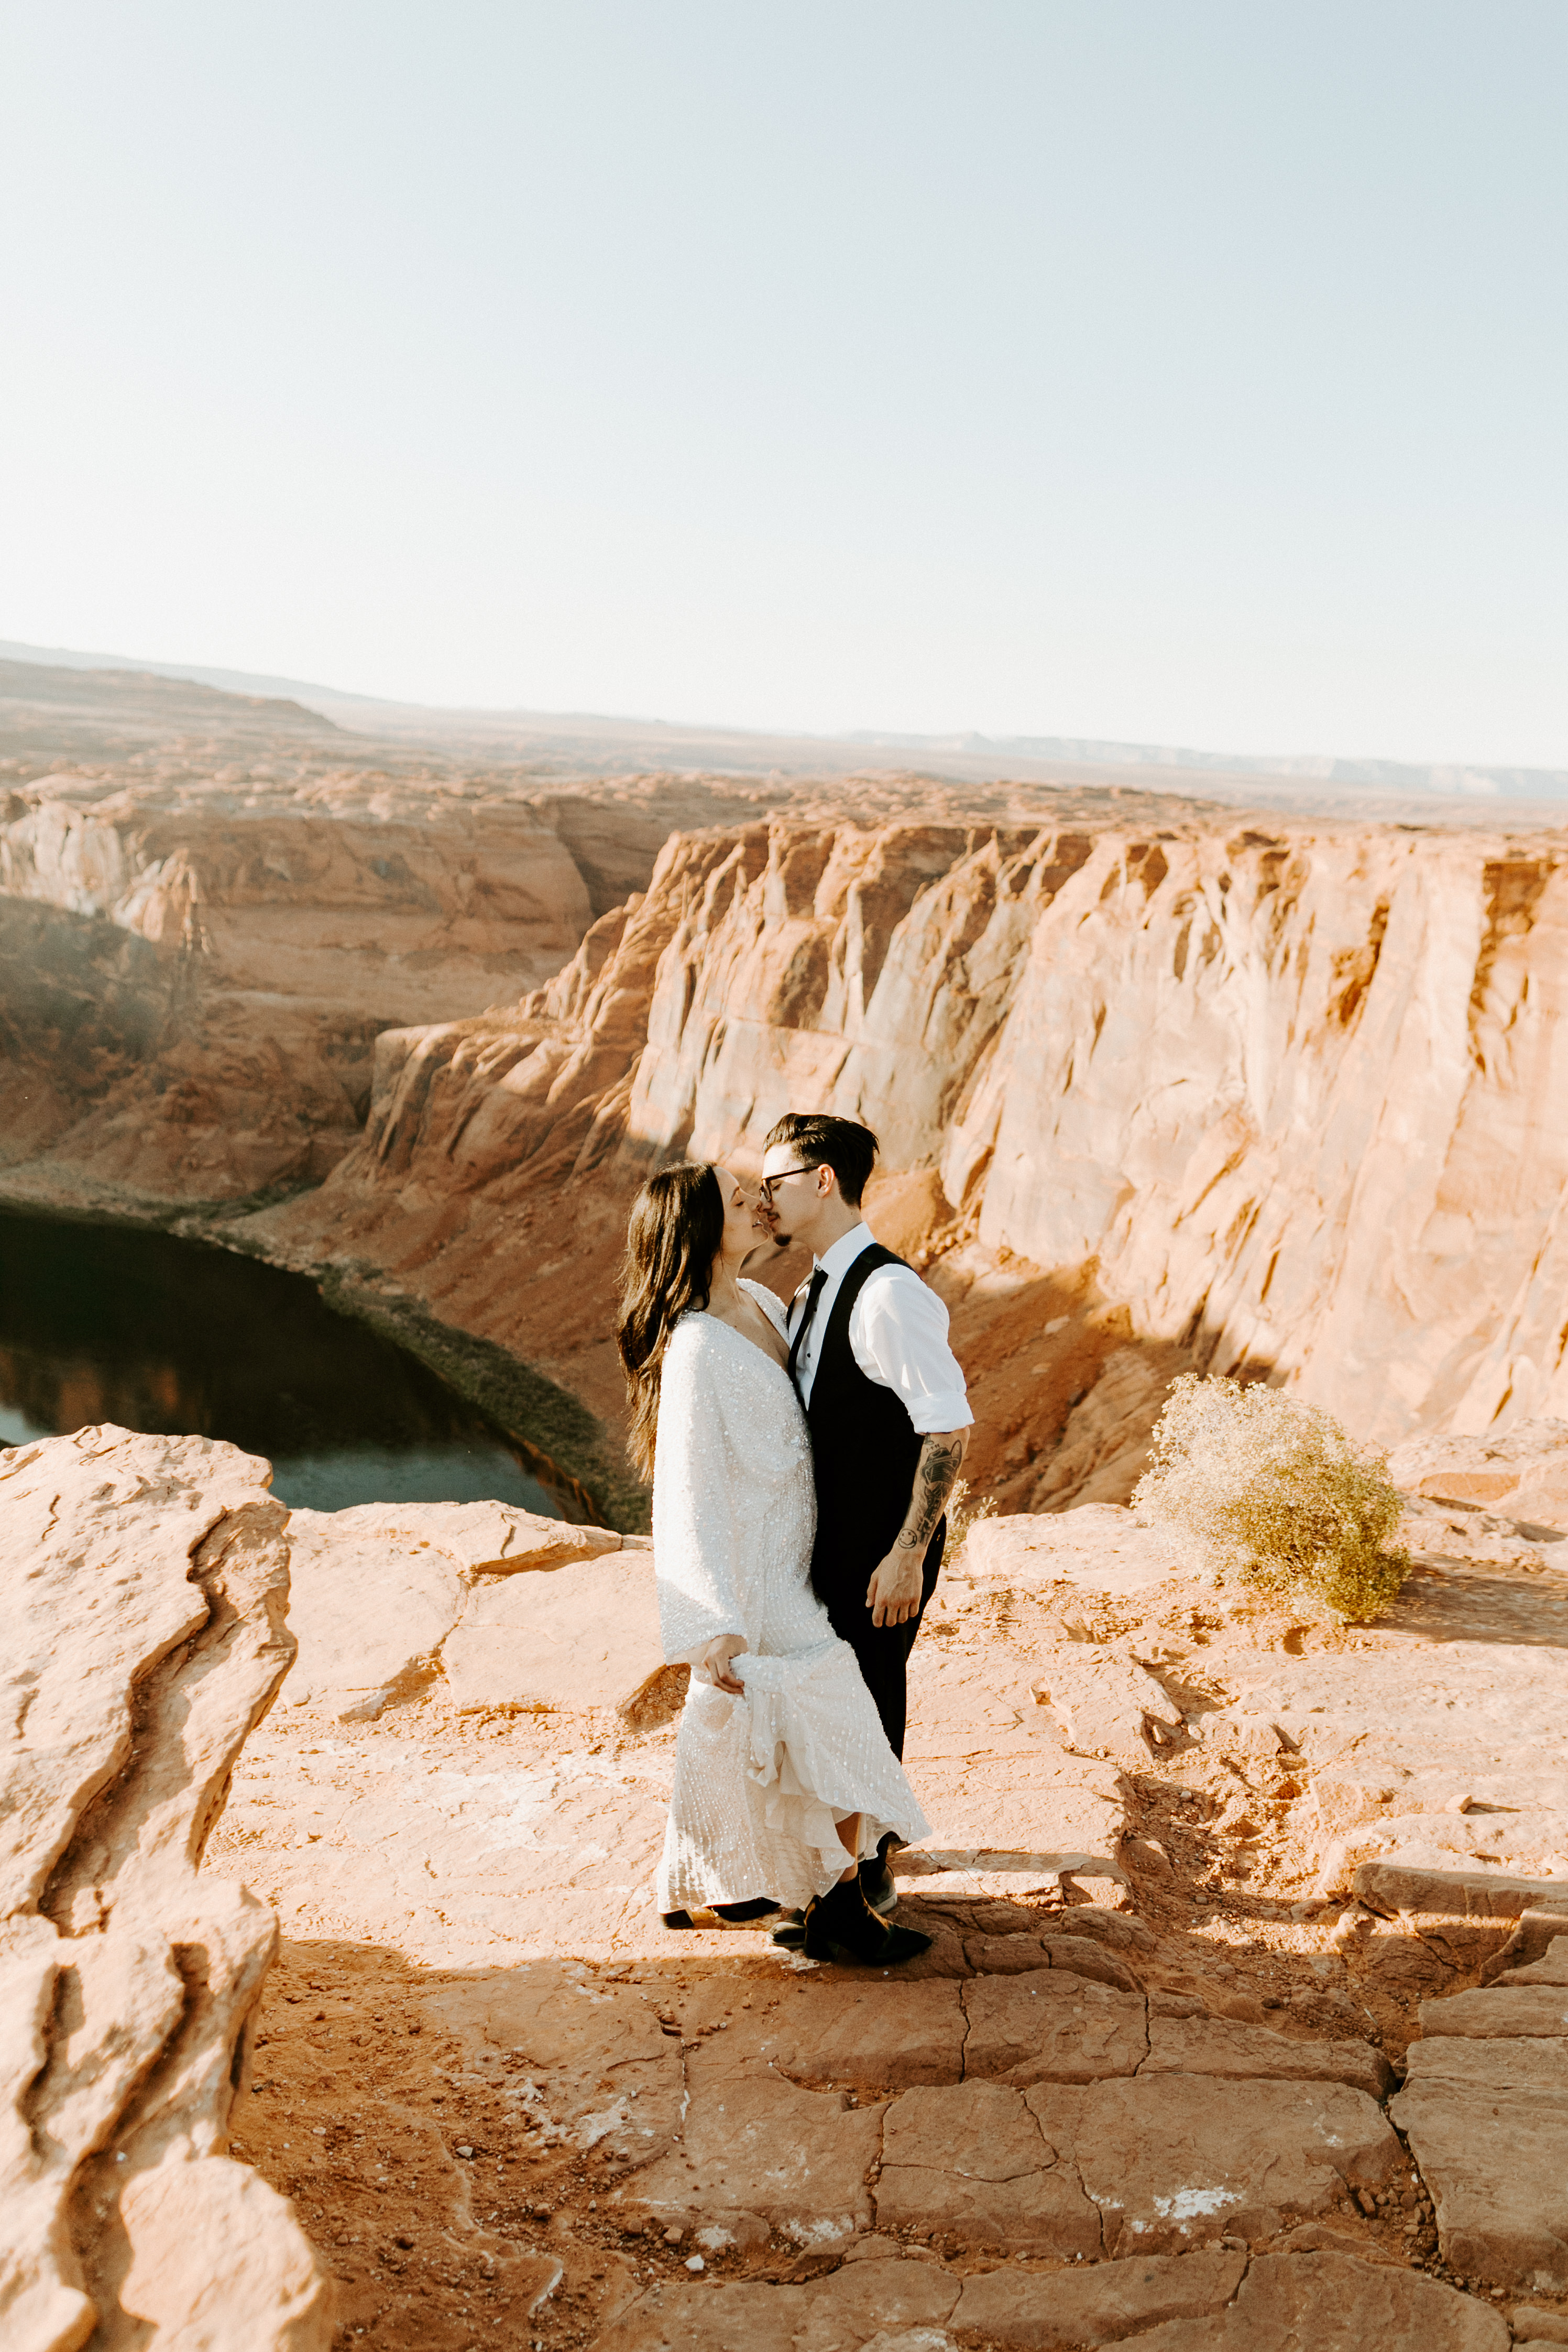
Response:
[1131,1374,1409,1624]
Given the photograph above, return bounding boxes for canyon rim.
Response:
[3,657,1566,2351]
[8,657,1568,1516]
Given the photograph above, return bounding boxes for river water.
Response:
[0,1209,565,1518]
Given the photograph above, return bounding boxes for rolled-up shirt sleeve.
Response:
[850,1267,973,1434]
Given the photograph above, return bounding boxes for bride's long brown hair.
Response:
[616,1161,726,1480]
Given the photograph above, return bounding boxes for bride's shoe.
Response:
[662,1898,781,1931]
[800,1877,932,1966]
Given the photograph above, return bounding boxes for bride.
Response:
[616,1160,931,1966]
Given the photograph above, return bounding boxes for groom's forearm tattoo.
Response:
[894,1432,967,1550]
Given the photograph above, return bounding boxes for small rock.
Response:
[1511,2315,1568,2346]
[685,2255,705,2272]
[663,2226,684,2245]
[456,2145,474,2158]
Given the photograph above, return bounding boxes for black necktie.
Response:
[786,1268,828,1391]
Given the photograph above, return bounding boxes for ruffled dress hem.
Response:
[656,1636,929,1914]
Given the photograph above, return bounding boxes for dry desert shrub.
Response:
[945,1476,997,1567]
[1132,1374,1410,1624]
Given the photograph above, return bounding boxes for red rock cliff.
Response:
[253,814,1568,1506]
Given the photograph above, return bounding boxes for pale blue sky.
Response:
[2,3,1564,762]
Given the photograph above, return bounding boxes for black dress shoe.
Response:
[858,1855,897,1915]
[773,1859,894,1941]
[801,1879,931,1967]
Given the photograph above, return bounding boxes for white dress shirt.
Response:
[783,1223,972,1434]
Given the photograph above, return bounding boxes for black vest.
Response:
[802,1241,945,1606]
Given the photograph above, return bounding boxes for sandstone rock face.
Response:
[605,822,1568,1445]
[1141,2015,1394,2098]
[595,2249,1508,2352]
[961,1970,1148,2085]
[586,1962,1410,2262]
[255,817,1568,1539]
[1124,2250,1511,2350]
[961,1503,1186,1594]
[1030,1648,1188,1770]
[968,1486,1568,1906]
[0,771,594,1211]
[1,780,591,1021]
[281,1499,640,1719]
[441,1551,662,1714]
[953,1482,1568,1920]
[1039,2074,1402,2256]
[1389,1419,1568,1531]
[1395,1966,1568,2292]
[202,1467,1568,1976]
[1501,1933,1568,1984]
[951,2247,1248,2347]
[0,1426,330,2352]
[195,1481,1548,2345]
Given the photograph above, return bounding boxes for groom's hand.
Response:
[867,1549,924,1628]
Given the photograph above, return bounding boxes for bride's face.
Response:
[712,1166,770,1264]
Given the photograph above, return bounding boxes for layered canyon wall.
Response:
[7,684,1568,1513]
[0,773,594,1208]
[255,814,1568,1503]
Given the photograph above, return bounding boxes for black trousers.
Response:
[819,1519,945,1763]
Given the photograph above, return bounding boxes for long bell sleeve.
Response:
[652,1318,747,1666]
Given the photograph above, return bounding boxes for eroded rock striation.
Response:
[0,1425,330,2351]
[170,1431,1568,2340]
[0,770,596,1211]
[244,814,1568,1514]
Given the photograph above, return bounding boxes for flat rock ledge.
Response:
[1393,1931,1568,2294]
[0,1425,333,2352]
[395,1959,1522,2349]
[596,2247,1511,2351]
[282,1500,656,1720]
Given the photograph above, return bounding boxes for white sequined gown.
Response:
[653,1283,930,1915]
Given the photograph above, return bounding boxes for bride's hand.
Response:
[698,1634,748,1694]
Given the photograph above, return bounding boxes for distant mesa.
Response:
[3,635,1566,808]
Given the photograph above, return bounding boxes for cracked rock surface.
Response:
[177,1426,1568,2343]
[0,1424,331,2352]
[1392,1936,1568,2294]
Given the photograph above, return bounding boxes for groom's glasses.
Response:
[759,1165,817,1205]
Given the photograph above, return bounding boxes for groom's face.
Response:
[760,1146,829,1248]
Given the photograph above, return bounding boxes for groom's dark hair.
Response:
[765,1113,880,1207]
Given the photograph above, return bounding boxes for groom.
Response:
[760,1112,972,1916]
